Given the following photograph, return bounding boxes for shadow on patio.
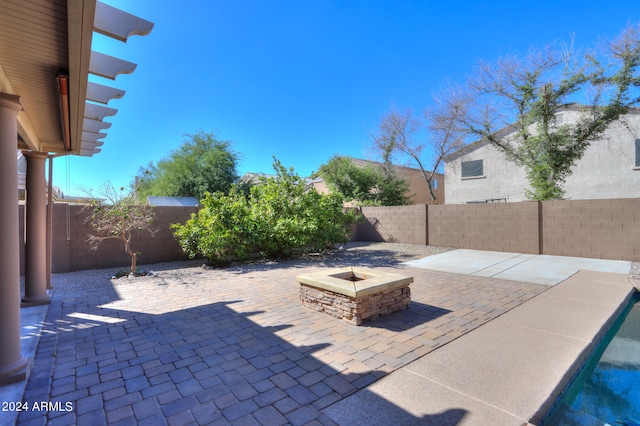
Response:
[364,301,452,332]
[16,290,423,424]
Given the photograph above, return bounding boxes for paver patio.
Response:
[15,254,547,425]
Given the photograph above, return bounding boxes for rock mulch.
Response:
[22,243,640,295]
[43,242,453,295]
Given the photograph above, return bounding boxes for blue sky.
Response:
[54,0,640,196]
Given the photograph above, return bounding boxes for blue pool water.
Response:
[543,295,640,426]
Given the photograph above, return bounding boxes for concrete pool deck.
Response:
[323,269,637,425]
[2,249,636,425]
[403,248,632,286]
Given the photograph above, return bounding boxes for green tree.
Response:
[83,182,157,275]
[461,24,640,200]
[135,131,240,201]
[316,155,411,206]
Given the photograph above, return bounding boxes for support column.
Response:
[22,151,51,305]
[0,93,29,384]
[46,155,53,289]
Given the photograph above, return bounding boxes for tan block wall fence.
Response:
[19,204,198,274]
[357,205,428,245]
[354,198,640,262]
[541,199,640,260]
[18,198,640,274]
[428,202,540,254]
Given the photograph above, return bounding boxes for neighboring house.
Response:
[239,172,316,190]
[147,196,200,207]
[51,190,95,204]
[17,150,26,199]
[237,172,278,187]
[444,109,640,204]
[311,158,445,204]
[307,177,329,194]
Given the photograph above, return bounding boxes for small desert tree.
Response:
[84,183,157,276]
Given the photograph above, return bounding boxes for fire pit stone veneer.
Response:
[296,267,413,325]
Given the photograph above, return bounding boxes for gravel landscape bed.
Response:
[38,242,451,295]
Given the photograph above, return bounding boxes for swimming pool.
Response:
[543,294,640,425]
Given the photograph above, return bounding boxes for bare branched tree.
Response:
[459,24,640,200]
[83,182,157,276]
[372,88,470,203]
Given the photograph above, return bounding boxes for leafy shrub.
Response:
[172,159,357,265]
[172,186,255,266]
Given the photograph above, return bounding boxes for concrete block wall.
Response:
[356,205,428,245]
[19,198,640,273]
[428,202,540,254]
[354,198,640,261]
[20,204,198,274]
[541,198,640,261]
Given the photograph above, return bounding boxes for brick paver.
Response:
[17,258,547,425]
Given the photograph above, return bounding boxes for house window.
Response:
[430,179,438,190]
[635,139,640,167]
[553,113,564,126]
[461,160,483,178]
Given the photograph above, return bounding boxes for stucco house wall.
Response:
[445,143,530,203]
[445,110,640,204]
[395,164,445,205]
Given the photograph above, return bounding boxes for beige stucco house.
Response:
[444,109,640,204]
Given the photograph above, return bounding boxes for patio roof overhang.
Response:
[0,0,153,157]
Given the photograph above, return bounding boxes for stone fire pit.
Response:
[296,267,413,325]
